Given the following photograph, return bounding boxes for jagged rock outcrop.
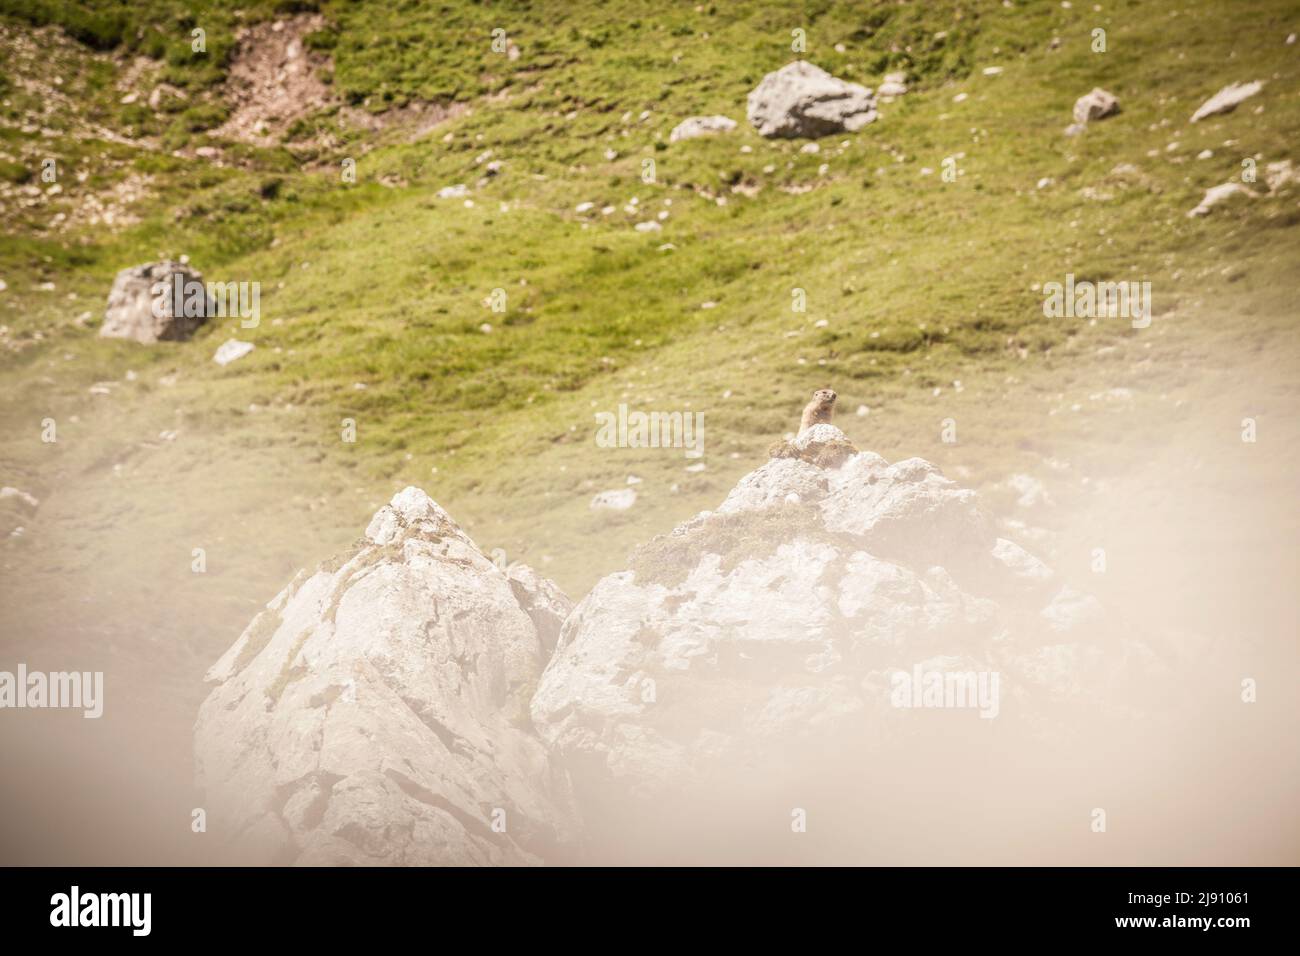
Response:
[194,487,578,865]
[531,425,1150,799]
[747,61,877,138]
[100,261,211,343]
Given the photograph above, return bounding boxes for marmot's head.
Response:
[811,388,837,408]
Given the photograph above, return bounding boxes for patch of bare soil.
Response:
[213,14,465,153]
[214,14,334,145]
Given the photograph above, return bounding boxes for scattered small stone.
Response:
[1264,159,1295,191]
[148,83,186,110]
[1073,88,1120,125]
[668,115,737,142]
[1190,81,1263,123]
[591,488,637,511]
[213,339,255,366]
[1187,182,1257,217]
[877,71,908,97]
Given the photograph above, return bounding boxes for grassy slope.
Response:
[0,0,1297,766]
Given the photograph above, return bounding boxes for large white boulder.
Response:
[194,487,578,865]
[100,261,212,343]
[746,61,878,138]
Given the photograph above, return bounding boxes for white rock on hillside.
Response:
[877,71,908,97]
[746,61,878,138]
[1072,88,1120,125]
[531,425,1147,798]
[1187,181,1257,217]
[100,261,212,344]
[194,487,578,865]
[1189,80,1263,123]
[668,115,738,142]
[1264,159,1295,192]
[213,339,255,366]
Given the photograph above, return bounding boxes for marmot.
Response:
[799,388,837,432]
[769,387,855,467]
